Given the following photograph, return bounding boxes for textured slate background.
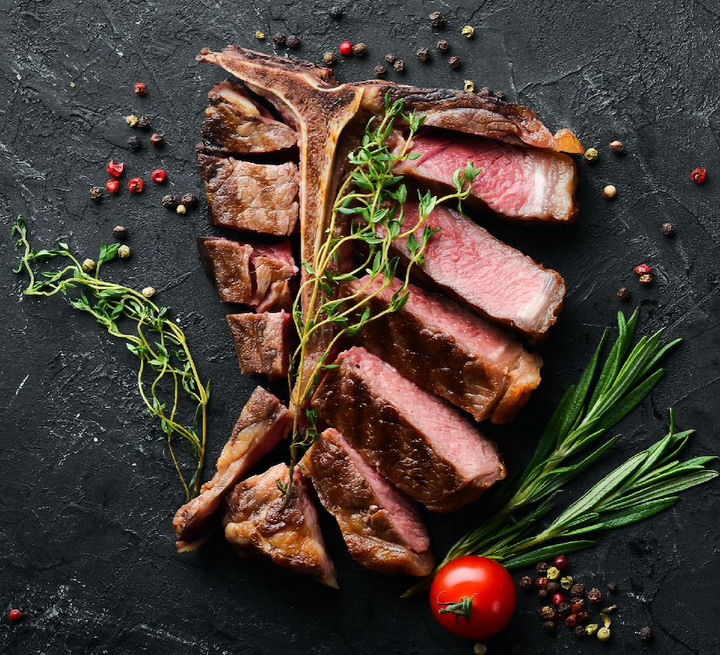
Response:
[1,0,719,653]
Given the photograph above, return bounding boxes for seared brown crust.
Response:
[196,236,254,304]
[226,312,293,380]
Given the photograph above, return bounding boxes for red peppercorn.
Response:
[536,576,548,589]
[151,169,167,184]
[634,263,652,275]
[127,177,144,193]
[565,614,578,628]
[8,609,22,623]
[107,159,124,178]
[134,82,147,96]
[553,554,568,570]
[339,40,353,56]
[572,601,584,614]
[690,167,706,184]
[105,178,120,194]
[552,593,565,606]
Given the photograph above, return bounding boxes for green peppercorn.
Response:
[125,114,139,127]
[176,204,187,215]
[560,575,574,589]
[82,258,96,273]
[584,147,599,161]
[461,25,475,38]
[586,624,599,636]
[464,80,475,93]
[89,186,102,201]
[597,626,611,642]
[547,566,560,580]
[118,245,131,259]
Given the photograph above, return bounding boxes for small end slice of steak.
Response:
[312,347,505,512]
[224,462,338,587]
[343,275,542,423]
[395,132,578,223]
[388,201,565,340]
[302,428,434,576]
[173,386,290,551]
[200,80,297,155]
[251,241,298,312]
[197,236,254,304]
[198,153,299,235]
[227,311,293,380]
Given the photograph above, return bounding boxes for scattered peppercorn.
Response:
[461,25,475,38]
[617,287,631,300]
[536,576,548,589]
[8,609,22,623]
[373,65,387,78]
[600,605,618,615]
[597,626,611,642]
[639,273,653,285]
[255,30,265,40]
[584,147,599,162]
[464,80,475,93]
[429,10,446,27]
[118,244,131,259]
[82,258,96,273]
[609,139,626,155]
[416,47,430,62]
[661,222,676,236]
[151,169,167,184]
[323,51,336,65]
[536,561,549,574]
[125,114,139,127]
[519,575,533,590]
[577,609,590,623]
[477,86,491,96]
[605,580,617,592]
[107,159,125,178]
[329,6,343,18]
[127,135,142,150]
[162,194,178,209]
[546,581,560,593]
[639,626,653,642]
[565,614,578,628]
[142,286,156,298]
[181,193,197,208]
[539,605,556,620]
[137,115,151,130]
[586,623,599,636]
[437,39,450,52]
[127,177,144,193]
[570,583,584,597]
[112,225,128,240]
[571,600,585,613]
[150,132,164,147]
[472,643,487,655]
[560,576,574,590]
[384,53,397,64]
[587,588,603,604]
[286,35,301,49]
[541,621,556,633]
[352,42,367,57]
[573,625,586,638]
[393,59,405,73]
[134,81,147,96]
[634,263,652,275]
[176,204,187,215]
[339,40,353,56]
[537,588,549,599]
[547,566,560,581]
[603,184,617,199]
[89,186,102,201]
[272,32,287,46]
[557,601,572,616]
[105,179,120,194]
[690,167,706,184]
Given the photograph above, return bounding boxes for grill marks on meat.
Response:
[227,311,293,380]
[389,201,565,340]
[200,80,297,155]
[198,154,299,235]
[312,347,505,512]
[302,428,434,576]
[395,132,578,222]
[173,387,290,551]
[343,275,542,423]
[223,462,338,587]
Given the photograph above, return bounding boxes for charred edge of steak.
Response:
[226,311,294,380]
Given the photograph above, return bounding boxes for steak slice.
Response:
[388,201,565,340]
[394,132,578,223]
[224,462,338,587]
[343,275,542,423]
[200,80,297,155]
[302,428,434,576]
[172,387,290,551]
[227,311,293,380]
[251,241,298,312]
[311,347,505,512]
[197,153,299,235]
[197,236,254,304]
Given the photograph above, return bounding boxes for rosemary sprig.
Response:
[12,216,210,501]
[285,93,480,488]
[404,311,717,595]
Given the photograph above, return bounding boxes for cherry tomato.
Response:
[430,556,516,640]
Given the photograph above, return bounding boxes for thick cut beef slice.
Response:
[173,387,290,551]
[251,241,298,312]
[388,201,565,340]
[302,428,434,576]
[198,153,299,235]
[197,236,254,304]
[200,80,297,155]
[224,462,338,587]
[311,347,505,512]
[395,132,578,223]
[343,275,541,423]
[227,311,293,380]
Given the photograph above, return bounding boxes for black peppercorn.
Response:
[537,589,548,599]
[384,53,396,64]
[606,580,618,592]
[329,6,343,18]
[285,35,300,49]
[536,562,549,574]
[352,42,367,57]
[547,581,560,593]
[112,225,128,240]
[617,287,631,301]
[609,140,626,155]
[661,222,676,236]
[127,135,142,151]
[416,47,430,62]
[519,575,533,590]
[569,582,584,596]
[576,608,590,623]
[448,56,462,69]
[539,606,556,621]
[541,620,556,633]
[587,588,603,604]
[137,115,151,130]
[478,86,491,96]
[639,626,653,642]
[89,186,102,201]
[150,132,164,147]
[373,65,387,78]
[181,193,198,208]
[437,39,450,52]
[557,601,572,616]
[493,89,507,100]
[272,32,287,46]
[573,625,586,638]
[393,59,405,73]
[429,10,446,27]
[162,194,178,209]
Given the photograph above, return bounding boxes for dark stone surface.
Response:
[1,1,718,653]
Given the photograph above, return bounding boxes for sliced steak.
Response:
[173,387,290,552]
[311,347,505,512]
[200,80,297,155]
[251,241,298,312]
[343,275,542,423]
[198,153,299,235]
[302,428,434,576]
[197,236,254,304]
[394,132,578,223]
[387,201,565,340]
[227,311,294,380]
[224,462,338,587]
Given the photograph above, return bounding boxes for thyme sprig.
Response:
[285,94,480,487]
[12,216,210,501]
[405,311,717,595]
